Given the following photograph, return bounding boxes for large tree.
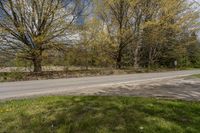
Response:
[0,0,87,72]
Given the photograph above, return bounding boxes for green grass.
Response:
[0,96,200,133]
[190,74,200,78]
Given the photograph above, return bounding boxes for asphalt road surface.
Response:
[1,70,200,100]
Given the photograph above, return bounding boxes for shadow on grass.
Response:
[0,96,200,133]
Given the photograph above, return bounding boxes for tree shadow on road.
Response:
[96,79,200,101]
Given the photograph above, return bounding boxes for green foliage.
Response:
[0,0,199,71]
[0,96,200,132]
[91,0,200,69]
[0,72,24,82]
[191,74,200,78]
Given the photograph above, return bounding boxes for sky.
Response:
[197,1,200,40]
[191,0,200,39]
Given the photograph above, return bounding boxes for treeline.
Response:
[0,0,200,72]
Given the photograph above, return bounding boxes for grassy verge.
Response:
[0,69,130,82]
[190,74,200,78]
[0,67,195,82]
[0,96,200,133]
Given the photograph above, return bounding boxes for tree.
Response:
[96,0,135,69]
[135,0,200,68]
[0,0,86,72]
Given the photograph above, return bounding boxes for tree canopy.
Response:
[0,0,199,71]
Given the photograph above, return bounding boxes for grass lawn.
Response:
[0,96,200,133]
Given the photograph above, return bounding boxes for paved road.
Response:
[0,70,200,100]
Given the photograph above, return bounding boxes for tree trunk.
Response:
[33,58,42,73]
[148,47,152,71]
[116,57,122,69]
[116,49,122,69]
[134,30,142,70]
[32,50,43,73]
[134,46,140,69]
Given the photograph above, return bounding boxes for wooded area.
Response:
[0,0,200,72]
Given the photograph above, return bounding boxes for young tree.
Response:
[96,0,135,69]
[0,0,86,72]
